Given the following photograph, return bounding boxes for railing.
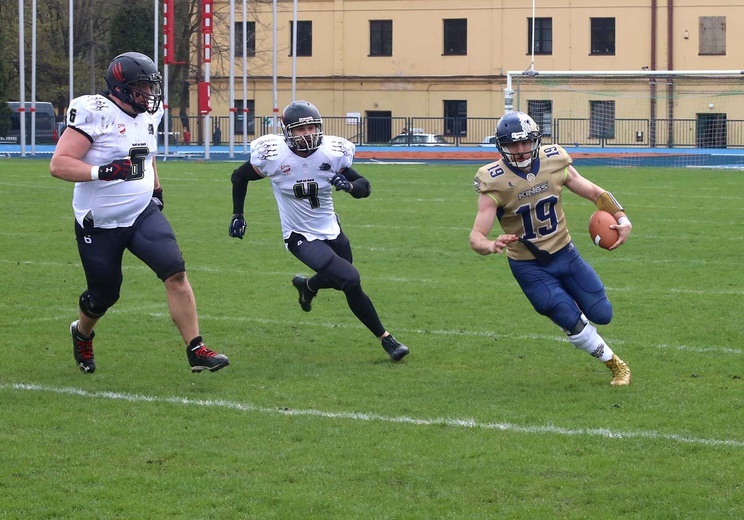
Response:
[149,115,744,149]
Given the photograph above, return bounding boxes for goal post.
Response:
[504,70,744,161]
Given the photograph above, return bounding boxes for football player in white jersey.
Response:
[50,52,229,374]
[469,111,632,386]
[229,100,410,361]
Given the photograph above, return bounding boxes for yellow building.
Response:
[194,0,744,147]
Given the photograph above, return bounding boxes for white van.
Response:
[1,101,59,144]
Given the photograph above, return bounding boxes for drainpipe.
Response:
[650,0,657,147]
[667,0,675,146]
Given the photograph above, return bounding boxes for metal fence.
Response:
[159,115,744,149]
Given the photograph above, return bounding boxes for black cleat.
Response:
[381,334,410,361]
[292,275,317,312]
[70,320,96,374]
[187,343,230,373]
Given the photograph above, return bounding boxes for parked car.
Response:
[388,133,452,146]
[479,135,498,147]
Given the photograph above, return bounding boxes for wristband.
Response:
[617,216,631,226]
[90,165,99,181]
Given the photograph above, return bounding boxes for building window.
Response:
[590,18,615,55]
[444,19,467,55]
[528,18,552,55]
[370,20,393,56]
[290,21,312,57]
[528,100,552,137]
[234,21,256,57]
[699,16,726,55]
[444,100,467,136]
[589,100,615,140]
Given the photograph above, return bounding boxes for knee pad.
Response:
[585,298,613,325]
[547,302,582,332]
[79,291,114,319]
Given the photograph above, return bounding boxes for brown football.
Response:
[588,210,618,250]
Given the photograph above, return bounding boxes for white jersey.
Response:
[250,134,355,241]
[67,94,163,228]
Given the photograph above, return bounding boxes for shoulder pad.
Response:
[473,160,506,194]
[323,136,355,158]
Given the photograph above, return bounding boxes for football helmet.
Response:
[281,100,323,152]
[105,52,163,115]
[495,111,542,169]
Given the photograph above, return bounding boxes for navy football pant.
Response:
[508,242,612,331]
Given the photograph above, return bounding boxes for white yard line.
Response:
[3,382,742,449]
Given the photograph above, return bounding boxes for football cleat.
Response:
[292,275,317,312]
[187,343,230,373]
[381,334,410,361]
[604,354,631,386]
[70,320,96,374]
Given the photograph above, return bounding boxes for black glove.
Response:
[331,174,352,193]
[152,188,164,211]
[229,213,246,239]
[97,158,133,181]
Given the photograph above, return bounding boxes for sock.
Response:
[188,336,203,349]
[567,321,614,362]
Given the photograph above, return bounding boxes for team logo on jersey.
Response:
[118,124,126,135]
[319,162,331,171]
[148,124,154,135]
[280,164,291,174]
[518,181,549,200]
[472,176,482,192]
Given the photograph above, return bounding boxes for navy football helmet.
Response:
[281,100,323,152]
[495,111,542,169]
[105,52,163,115]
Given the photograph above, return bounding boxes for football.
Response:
[588,210,618,250]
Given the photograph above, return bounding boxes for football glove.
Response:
[229,213,246,239]
[97,158,133,181]
[331,174,353,193]
[152,188,164,211]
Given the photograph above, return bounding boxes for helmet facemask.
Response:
[499,136,541,169]
[121,81,163,115]
[283,120,323,152]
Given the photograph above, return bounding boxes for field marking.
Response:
[3,382,742,449]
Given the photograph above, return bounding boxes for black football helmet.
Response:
[495,111,542,169]
[105,52,163,115]
[281,100,323,152]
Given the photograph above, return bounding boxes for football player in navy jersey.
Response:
[469,111,632,385]
[229,100,410,361]
[50,52,229,374]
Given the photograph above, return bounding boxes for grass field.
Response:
[1,158,742,519]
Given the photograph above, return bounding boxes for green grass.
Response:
[1,158,742,519]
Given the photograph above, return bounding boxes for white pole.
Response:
[163,64,169,155]
[229,0,235,157]
[154,0,158,71]
[242,0,248,153]
[529,0,535,73]
[69,0,73,106]
[272,0,278,132]
[291,0,297,100]
[31,0,37,154]
[18,0,26,157]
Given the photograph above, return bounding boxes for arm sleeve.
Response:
[231,159,264,214]
[341,166,371,199]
